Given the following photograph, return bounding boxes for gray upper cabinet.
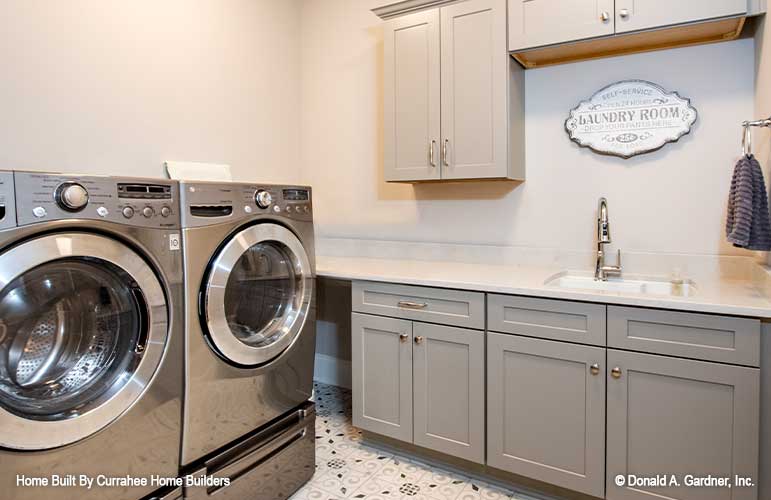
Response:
[384,9,441,182]
[487,333,606,498]
[413,323,485,463]
[614,0,748,34]
[382,0,524,182]
[351,313,413,442]
[508,0,615,51]
[606,349,759,500]
[440,0,509,180]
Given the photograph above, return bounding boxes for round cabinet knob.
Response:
[414,336,424,345]
[399,333,408,343]
[55,182,89,212]
[160,206,171,217]
[255,189,273,209]
[142,206,154,218]
[122,206,135,219]
[619,8,630,18]
[590,363,601,376]
[611,367,622,379]
[600,11,610,22]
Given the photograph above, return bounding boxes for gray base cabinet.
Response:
[606,349,760,500]
[413,322,484,463]
[352,313,413,442]
[352,302,485,463]
[487,333,606,498]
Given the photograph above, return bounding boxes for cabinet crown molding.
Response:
[372,0,459,20]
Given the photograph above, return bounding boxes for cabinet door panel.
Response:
[441,0,508,179]
[615,0,747,34]
[508,0,615,51]
[487,333,606,498]
[606,349,759,500]
[413,323,485,463]
[384,9,441,181]
[352,313,413,442]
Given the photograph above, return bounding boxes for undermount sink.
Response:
[544,271,697,298]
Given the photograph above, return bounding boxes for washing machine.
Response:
[179,182,316,500]
[0,171,184,500]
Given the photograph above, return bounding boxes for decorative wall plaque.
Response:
[565,80,697,159]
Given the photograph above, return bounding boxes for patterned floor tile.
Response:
[291,382,535,500]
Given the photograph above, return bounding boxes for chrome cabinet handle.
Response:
[611,367,622,379]
[399,333,408,343]
[442,139,449,166]
[619,8,629,18]
[397,300,428,309]
[429,140,437,167]
[600,11,610,22]
[414,336,424,345]
[590,363,600,376]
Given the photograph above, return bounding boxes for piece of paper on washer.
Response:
[164,161,232,181]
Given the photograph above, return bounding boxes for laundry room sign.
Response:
[565,80,697,159]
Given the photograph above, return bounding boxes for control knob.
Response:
[255,189,273,209]
[55,182,89,212]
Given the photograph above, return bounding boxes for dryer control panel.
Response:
[180,181,313,228]
[14,171,180,228]
[0,171,16,230]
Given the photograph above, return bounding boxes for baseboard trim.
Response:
[314,353,352,389]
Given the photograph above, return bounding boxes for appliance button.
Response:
[255,189,273,209]
[303,206,309,213]
[142,206,155,218]
[160,206,171,217]
[55,182,89,212]
[286,206,292,213]
[32,206,47,218]
[273,205,281,213]
[122,206,135,219]
[96,206,109,217]
[244,205,253,214]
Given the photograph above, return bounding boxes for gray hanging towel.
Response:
[726,154,771,250]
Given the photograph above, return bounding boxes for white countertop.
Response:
[317,254,771,318]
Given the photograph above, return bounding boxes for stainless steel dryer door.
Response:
[0,233,168,450]
[203,223,312,367]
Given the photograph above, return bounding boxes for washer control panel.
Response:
[0,171,16,230]
[180,181,312,228]
[14,171,179,228]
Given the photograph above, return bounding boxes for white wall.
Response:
[300,0,756,257]
[0,0,303,183]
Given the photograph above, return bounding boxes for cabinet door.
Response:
[508,0,615,51]
[384,9,441,182]
[351,313,413,442]
[440,0,508,179]
[607,349,759,500]
[413,323,485,463]
[487,333,606,498]
[615,0,747,34]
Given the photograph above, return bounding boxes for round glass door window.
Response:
[0,233,168,450]
[0,259,144,420]
[204,224,312,366]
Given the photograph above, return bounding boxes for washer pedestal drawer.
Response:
[184,402,315,500]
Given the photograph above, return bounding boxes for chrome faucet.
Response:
[595,197,622,281]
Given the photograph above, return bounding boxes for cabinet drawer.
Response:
[607,306,760,367]
[352,281,485,329]
[488,295,606,346]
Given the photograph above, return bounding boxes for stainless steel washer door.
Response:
[0,233,168,450]
[204,223,312,367]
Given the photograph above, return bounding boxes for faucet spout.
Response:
[595,197,621,281]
